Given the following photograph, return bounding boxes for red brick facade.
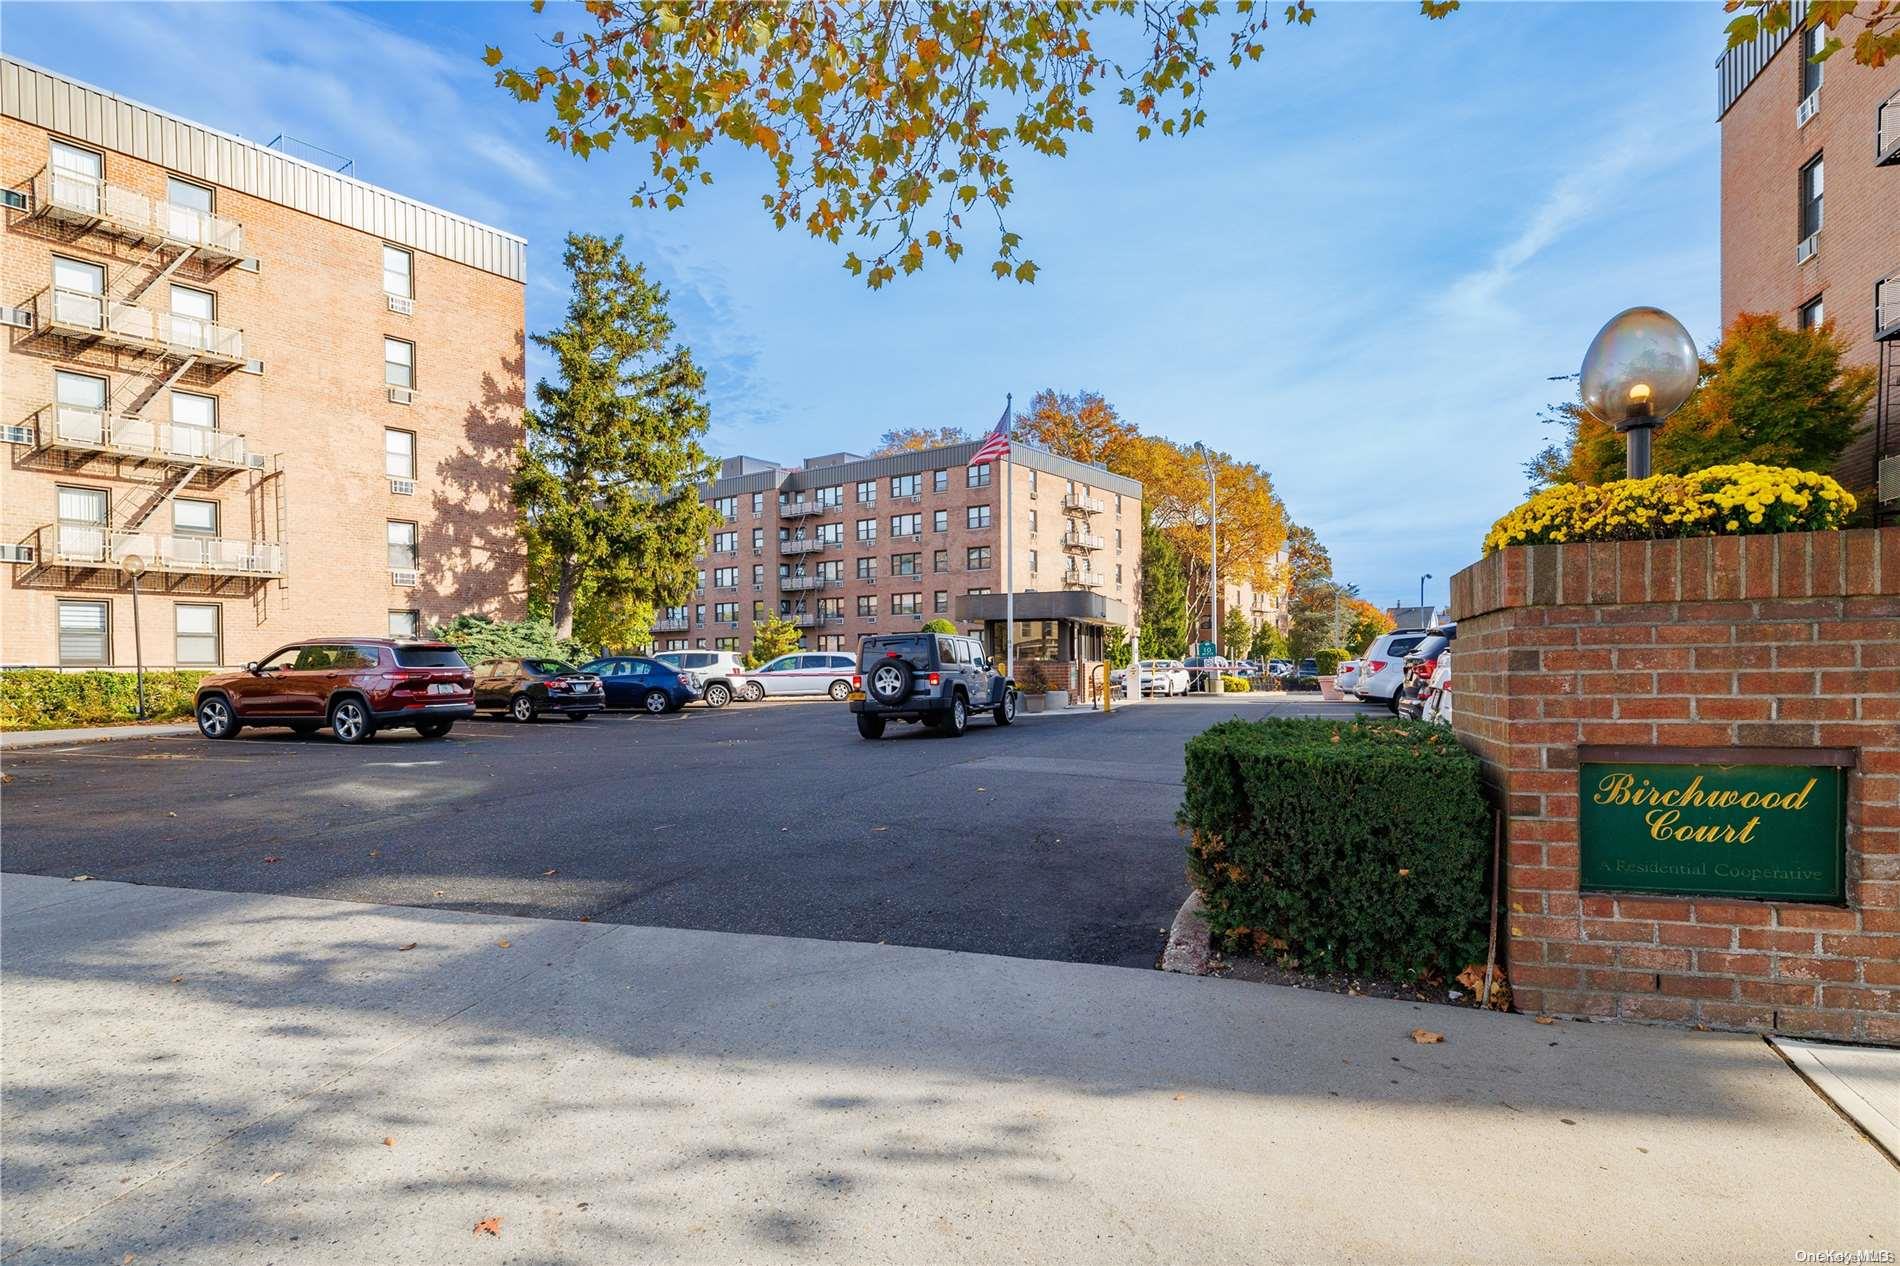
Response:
[1450,529,1900,1044]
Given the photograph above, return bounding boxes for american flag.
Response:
[969,399,1012,466]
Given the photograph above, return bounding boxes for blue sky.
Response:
[3,1,1725,610]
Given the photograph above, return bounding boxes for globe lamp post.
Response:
[1578,306,1698,479]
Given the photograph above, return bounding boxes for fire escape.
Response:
[6,164,286,589]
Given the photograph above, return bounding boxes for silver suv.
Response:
[652,649,761,707]
[850,633,1016,738]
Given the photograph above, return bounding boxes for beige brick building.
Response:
[1716,14,1899,512]
[1,58,525,670]
[672,441,1142,675]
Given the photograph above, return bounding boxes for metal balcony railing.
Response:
[1060,531,1104,551]
[1879,89,1900,166]
[779,501,828,518]
[44,288,245,364]
[790,611,824,627]
[42,170,245,257]
[1062,493,1105,514]
[45,403,258,470]
[45,522,284,577]
[653,615,689,632]
[1877,271,1900,341]
[780,538,827,555]
[780,575,832,591]
[1062,568,1104,589]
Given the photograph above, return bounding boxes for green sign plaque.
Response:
[1577,747,1850,904]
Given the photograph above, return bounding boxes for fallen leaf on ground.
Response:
[368,850,381,858]
[1535,1016,1556,1025]
[382,1136,395,1147]
[496,939,511,948]
[578,916,591,923]
[433,890,446,897]
[166,811,177,817]
[262,856,281,864]
[71,875,93,882]
[1397,868,1411,877]
[473,1217,502,1237]
[871,826,888,832]
[1410,1028,1445,1044]
[262,1171,285,1185]
[543,868,558,877]
[123,1254,135,1264]
[398,942,418,952]
[171,976,184,984]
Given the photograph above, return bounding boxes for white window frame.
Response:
[383,244,415,300]
[172,497,218,536]
[384,337,416,390]
[174,602,222,666]
[387,519,419,570]
[384,428,416,479]
[57,598,110,666]
[388,609,421,638]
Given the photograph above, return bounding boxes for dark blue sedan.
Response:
[579,656,700,714]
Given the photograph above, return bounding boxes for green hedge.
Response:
[1314,647,1349,675]
[1179,717,1491,979]
[1220,674,1251,692]
[1,669,208,730]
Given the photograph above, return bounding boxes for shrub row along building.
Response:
[1,56,525,669]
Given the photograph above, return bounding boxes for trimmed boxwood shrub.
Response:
[1314,647,1349,675]
[1220,674,1250,692]
[1,670,208,730]
[1179,716,1490,979]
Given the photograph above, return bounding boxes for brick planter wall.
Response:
[1449,528,1900,1044]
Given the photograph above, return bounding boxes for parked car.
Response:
[1333,659,1362,693]
[194,638,474,744]
[1353,629,1433,712]
[1419,649,1454,726]
[850,632,1014,738]
[576,656,701,714]
[1111,659,1192,696]
[652,649,761,707]
[1266,659,1294,679]
[749,651,859,700]
[1183,655,1233,692]
[1288,657,1321,691]
[1396,630,1455,721]
[474,657,606,721]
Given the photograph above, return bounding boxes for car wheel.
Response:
[510,694,537,723]
[643,689,670,714]
[856,714,886,740]
[743,682,764,702]
[1386,691,1402,715]
[417,719,454,738]
[328,697,375,744]
[196,695,239,740]
[827,679,851,702]
[567,711,590,722]
[867,659,912,704]
[993,690,1016,726]
[943,692,968,737]
[704,682,732,709]
[290,721,320,737]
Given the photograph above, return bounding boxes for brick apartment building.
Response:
[1716,12,1900,514]
[1,57,525,670]
[668,441,1143,670]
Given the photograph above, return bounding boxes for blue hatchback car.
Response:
[579,656,700,714]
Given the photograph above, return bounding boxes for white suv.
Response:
[1353,629,1432,712]
[652,650,761,707]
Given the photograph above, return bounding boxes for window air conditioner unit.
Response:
[386,293,415,316]
[387,386,417,405]
[1,424,34,445]
[0,543,35,564]
[390,477,415,496]
[1797,233,1819,264]
[1,189,28,211]
[0,307,34,330]
[246,453,268,470]
[864,616,877,624]
[1796,89,1820,127]
[390,568,419,588]
[1880,455,1900,504]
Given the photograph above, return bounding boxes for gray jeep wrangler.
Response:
[850,633,1016,738]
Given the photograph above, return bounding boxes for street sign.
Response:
[1578,748,1849,904]
[1197,641,1217,658]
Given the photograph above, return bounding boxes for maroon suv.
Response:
[194,639,475,744]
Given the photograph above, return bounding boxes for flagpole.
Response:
[1003,392,1014,684]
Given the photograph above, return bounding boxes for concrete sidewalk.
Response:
[1,722,196,750]
[2,875,1894,1265]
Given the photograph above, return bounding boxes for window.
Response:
[893,593,922,616]
[1116,563,1124,586]
[1799,295,1825,330]
[753,599,768,620]
[966,587,991,597]
[694,604,706,623]
[857,594,880,617]
[856,480,877,503]
[1800,155,1824,241]
[933,469,949,493]
[50,140,102,210]
[934,590,948,613]
[966,505,992,529]
[817,484,844,507]
[385,428,416,479]
[856,518,878,543]
[169,285,214,346]
[752,563,765,585]
[893,552,921,577]
[175,603,221,665]
[173,498,218,536]
[165,177,213,242]
[383,245,414,299]
[1027,469,1038,495]
[1115,493,1123,515]
[714,566,739,588]
[387,520,418,569]
[713,530,738,552]
[891,513,922,536]
[753,527,765,550]
[173,391,217,435]
[1028,510,1037,535]
[967,546,992,570]
[55,371,107,434]
[52,255,105,328]
[856,556,877,581]
[385,337,415,390]
[1115,528,1124,550]
[891,473,921,498]
[57,486,106,559]
[714,602,739,622]
[967,464,991,488]
[1801,22,1826,100]
[817,635,844,652]
[716,636,740,652]
[818,597,843,619]
[388,610,420,638]
[816,522,844,545]
[1028,549,1038,574]
[58,599,109,666]
[751,492,764,514]
[933,509,948,533]
[712,495,738,519]
[696,570,706,591]
[934,548,949,572]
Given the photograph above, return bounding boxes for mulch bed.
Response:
[1212,951,1505,1011]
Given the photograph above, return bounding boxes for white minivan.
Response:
[1353,630,1432,712]
[749,651,859,700]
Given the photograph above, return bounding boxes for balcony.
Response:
[779,500,829,519]
[780,575,832,592]
[1880,89,1900,167]
[1062,493,1105,515]
[1062,567,1104,589]
[780,538,827,556]
[39,170,245,258]
[653,615,689,632]
[1060,530,1103,552]
[41,403,259,472]
[1878,271,1900,342]
[790,611,825,627]
[40,523,283,578]
[42,289,245,365]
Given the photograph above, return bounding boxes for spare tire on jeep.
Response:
[866,656,913,704]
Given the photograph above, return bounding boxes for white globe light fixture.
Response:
[1578,306,1698,479]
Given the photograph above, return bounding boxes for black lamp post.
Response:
[122,553,148,721]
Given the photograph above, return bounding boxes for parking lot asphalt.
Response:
[0,694,1373,968]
